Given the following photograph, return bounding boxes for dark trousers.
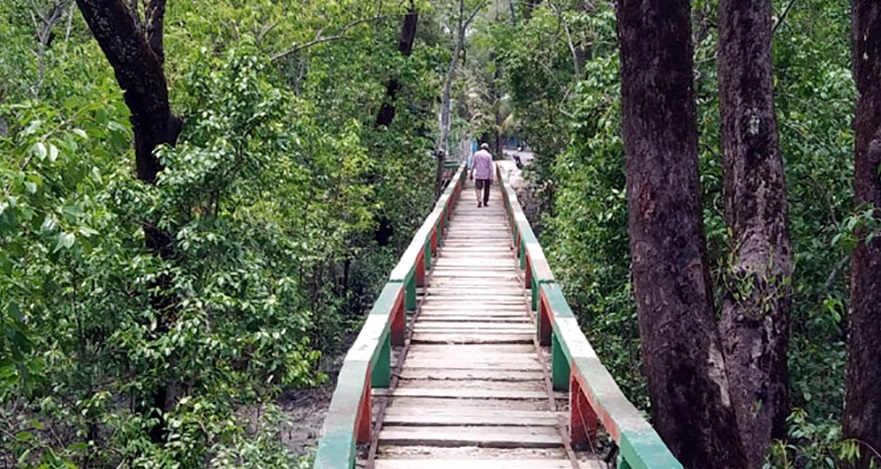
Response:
[476,179,491,204]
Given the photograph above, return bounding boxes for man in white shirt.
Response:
[469,143,494,207]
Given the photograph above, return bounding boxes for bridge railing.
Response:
[313,164,466,469]
[496,166,683,469]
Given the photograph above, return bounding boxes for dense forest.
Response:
[1,0,879,468]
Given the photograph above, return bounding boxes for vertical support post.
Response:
[552,332,570,391]
[406,272,417,310]
[539,292,552,346]
[416,251,426,288]
[356,371,372,443]
[431,227,438,255]
[372,335,391,388]
[531,277,538,311]
[524,254,532,288]
[437,218,444,245]
[391,290,405,346]
[569,372,598,450]
[519,242,527,269]
[424,241,432,270]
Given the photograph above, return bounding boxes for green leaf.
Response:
[33,142,47,161]
[54,232,76,252]
[48,143,59,163]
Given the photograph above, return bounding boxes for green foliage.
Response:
[496,0,857,464]
[1,0,441,466]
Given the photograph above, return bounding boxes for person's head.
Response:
[480,142,489,151]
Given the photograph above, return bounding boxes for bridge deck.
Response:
[367,180,600,468]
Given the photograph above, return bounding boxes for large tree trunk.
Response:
[75,0,181,444]
[375,7,418,128]
[74,0,182,184]
[616,1,747,467]
[717,1,791,467]
[844,2,881,467]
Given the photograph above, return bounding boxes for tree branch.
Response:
[465,0,488,28]
[772,0,797,35]
[271,14,394,62]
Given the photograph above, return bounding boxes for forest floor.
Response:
[282,151,531,458]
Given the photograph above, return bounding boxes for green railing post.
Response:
[423,242,432,270]
[371,334,391,388]
[405,273,416,310]
[552,332,570,391]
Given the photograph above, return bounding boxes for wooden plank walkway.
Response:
[367,180,601,468]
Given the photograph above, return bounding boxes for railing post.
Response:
[538,291,552,346]
[390,288,405,346]
[371,335,391,388]
[416,251,426,288]
[357,371,372,444]
[423,241,432,270]
[552,332,570,391]
[569,372,598,450]
[405,272,417,310]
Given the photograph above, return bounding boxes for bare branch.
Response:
[271,14,394,62]
[465,0,488,28]
[772,0,797,35]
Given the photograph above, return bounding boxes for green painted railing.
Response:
[496,166,683,469]
[312,164,466,469]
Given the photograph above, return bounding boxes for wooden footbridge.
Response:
[313,164,682,469]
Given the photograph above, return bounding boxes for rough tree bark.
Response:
[616,1,748,467]
[74,0,182,443]
[375,6,418,128]
[74,0,182,185]
[717,1,791,466]
[844,2,881,467]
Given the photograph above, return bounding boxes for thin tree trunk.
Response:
[75,0,181,444]
[616,0,747,467]
[436,1,466,196]
[844,2,881,467]
[717,1,791,467]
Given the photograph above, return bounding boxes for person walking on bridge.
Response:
[469,142,494,207]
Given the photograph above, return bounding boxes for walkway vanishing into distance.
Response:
[313,164,682,469]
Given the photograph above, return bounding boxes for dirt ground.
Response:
[279,382,336,458]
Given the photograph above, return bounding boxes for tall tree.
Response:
[717,0,791,466]
[616,0,748,466]
[375,5,418,128]
[74,0,181,442]
[436,0,486,195]
[844,2,881,467]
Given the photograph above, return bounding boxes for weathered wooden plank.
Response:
[411,333,533,344]
[382,411,557,427]
[402,360,543,371]
[414,322,533,330]
[377,426,563,448]
[415,316,529,323]
[396,368,543,382]
[411,328,536,336]
[374,388,555,400]
[373,459,602,469]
